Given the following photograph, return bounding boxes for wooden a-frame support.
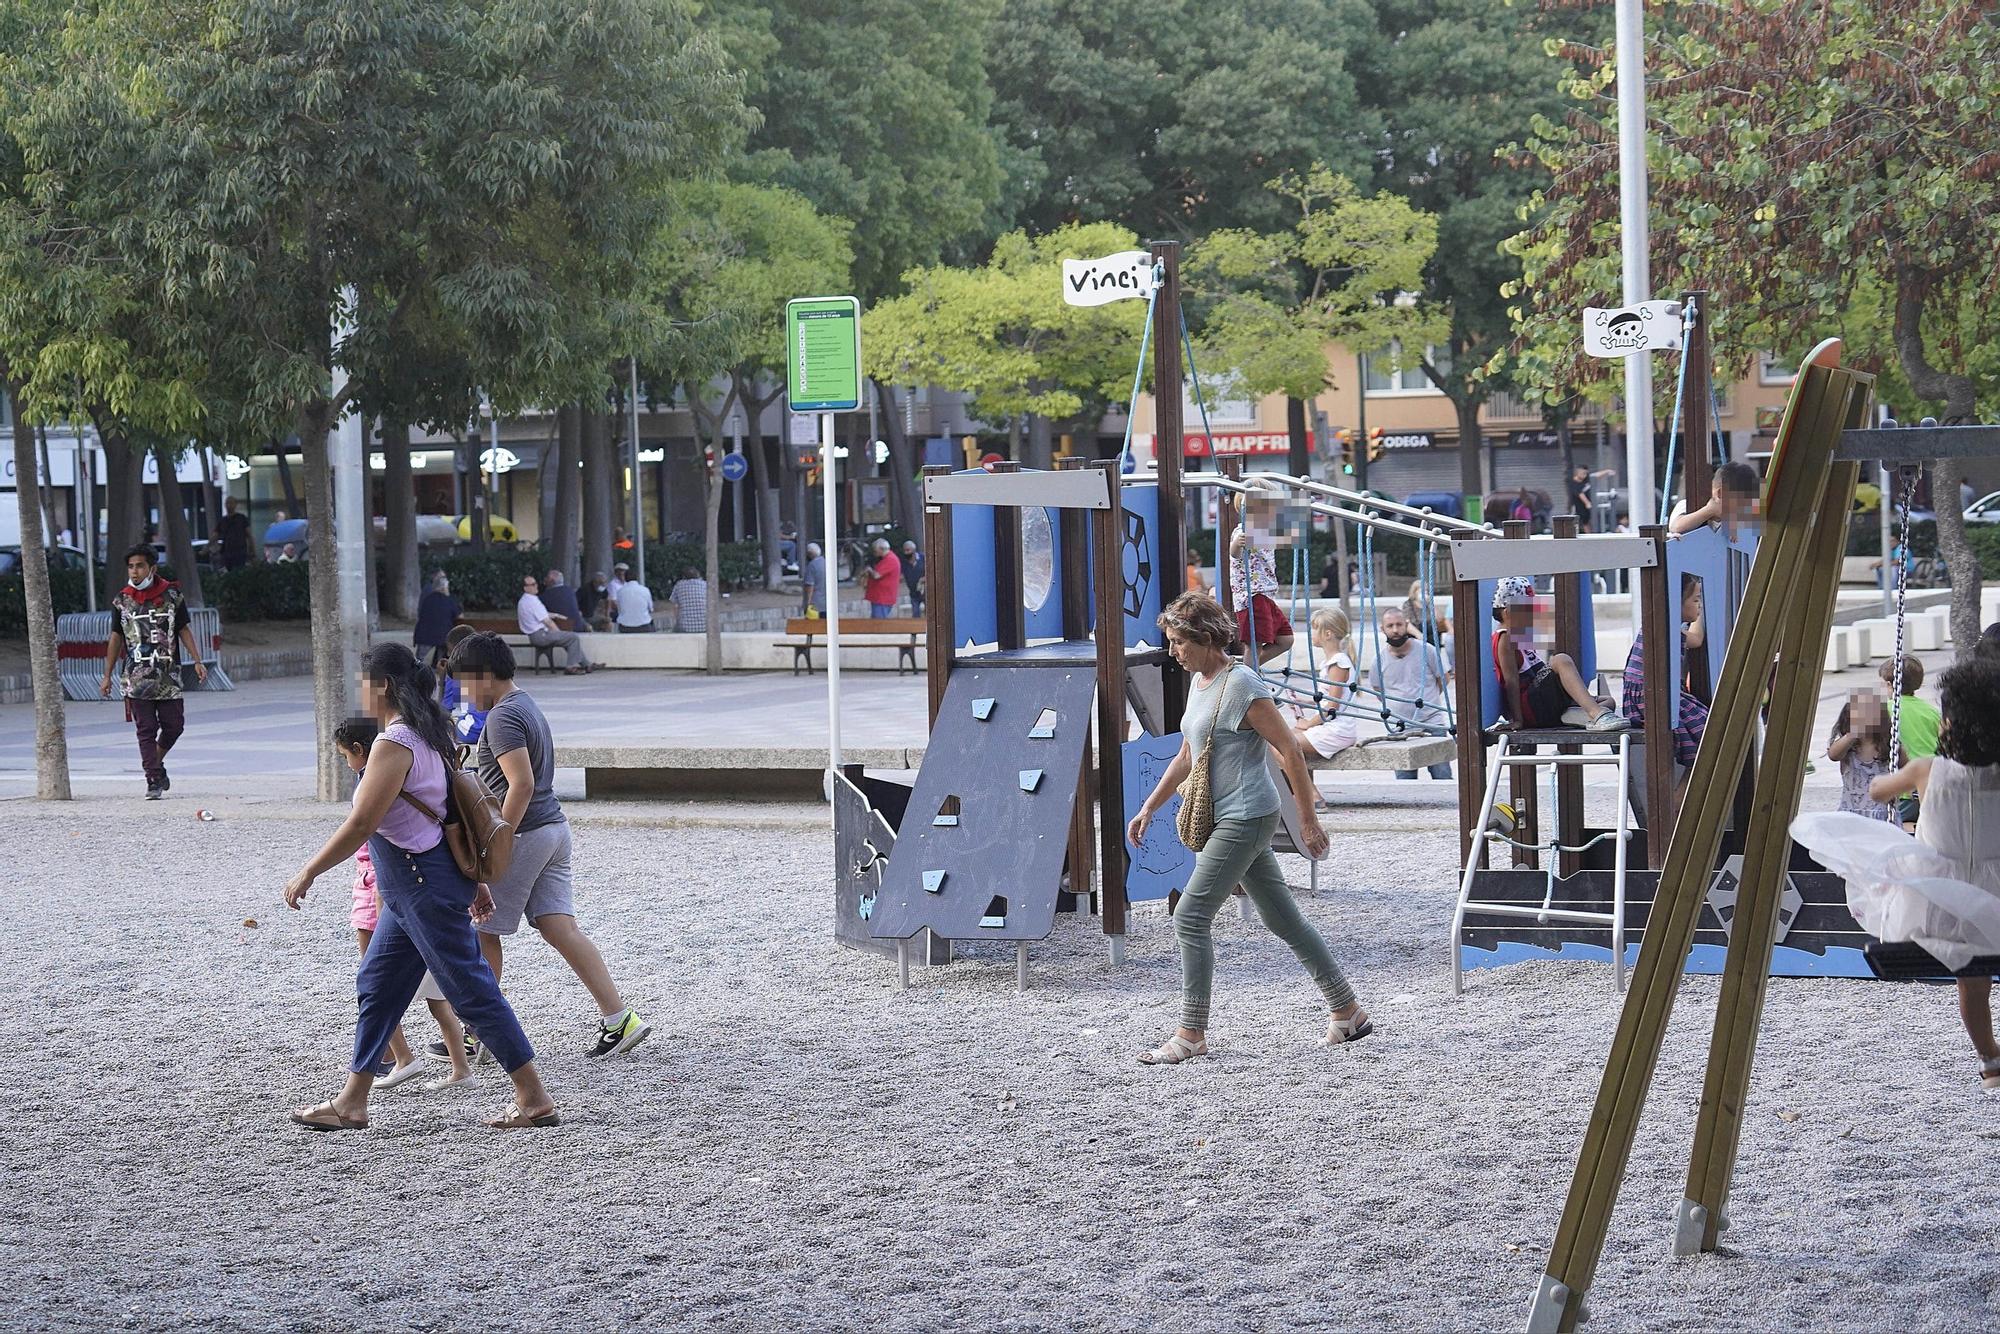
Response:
[1527,343,1873,1332]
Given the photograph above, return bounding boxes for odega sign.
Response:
[1061,251,1157,306]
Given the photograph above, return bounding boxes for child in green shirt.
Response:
[1881,654,1940,828]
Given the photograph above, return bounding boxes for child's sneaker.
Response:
[588,1010,652,1058]
[426,1031,482,1064]
[1586,709,1630,732]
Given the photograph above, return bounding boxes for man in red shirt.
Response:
[864,538,902,618]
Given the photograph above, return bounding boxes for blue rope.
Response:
[1116,264,1166,475]
[1179,310,1215,442]
[1657,296,1698,526]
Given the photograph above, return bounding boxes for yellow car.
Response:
[454,514,519,541]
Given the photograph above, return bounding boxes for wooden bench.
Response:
[456,615,559,674]
[776,617,926,676]
[556,744,925,800]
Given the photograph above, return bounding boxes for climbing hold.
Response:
[978,893,1008,927]
[923,870,947,894]
[972,697,996,720]
[1028,707,1058,739]
[979,912,1007,929]
[1019,769,1043,792]
[933,795,961,828]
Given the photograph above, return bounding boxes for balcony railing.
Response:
[1484,391,1608,425]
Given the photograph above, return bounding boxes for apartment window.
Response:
[1363,342,1449,395]
[1184,375,1256,425]
[1757,353,1797,386]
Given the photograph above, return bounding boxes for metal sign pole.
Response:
[820,411,842,816]
[629,356,646,585]
[1615,0,1655,628]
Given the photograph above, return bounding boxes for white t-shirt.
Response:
[1376,641,1449,727]
[517,592,553,635]
[614,580,655,627]
[1301,650,1361,758]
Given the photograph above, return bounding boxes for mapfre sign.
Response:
[1183,432,1309,457]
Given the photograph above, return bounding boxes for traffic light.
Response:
[1367,426,1386,463]
[1334,427,1356,476]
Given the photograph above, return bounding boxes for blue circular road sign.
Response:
[720,452,749,482]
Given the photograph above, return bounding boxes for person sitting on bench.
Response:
[1491,576,1626,732]
[1291,606,1360,762]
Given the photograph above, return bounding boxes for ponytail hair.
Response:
[362,642,458,764]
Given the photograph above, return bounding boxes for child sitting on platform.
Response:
[1228,493,1294,666]
[1292,607,1361,761]
[1621,574,1709,821]
[1794,659,2000,1088]
[1491,577,1626,732]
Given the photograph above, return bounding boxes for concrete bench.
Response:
[776,617,925,676]
[1310,735,1457,772]
[556,744,925,800]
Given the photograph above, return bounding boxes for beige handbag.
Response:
[1176,669,1242,852]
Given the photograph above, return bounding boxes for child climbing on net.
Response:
[335,716,475,1093]
[1291,606,1361,763]
[1228,492,1295,667]
[1490,577,1626,732]
[1827,686,1896,821]
[1793,658,2000,1089]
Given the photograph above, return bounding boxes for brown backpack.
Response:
[399,763,515,884]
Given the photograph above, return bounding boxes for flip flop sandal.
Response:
[1138,1034,1207,1065]
[291,1101,368,1132]
[485,1103,561,1129]
[1320,1011,1375,1047]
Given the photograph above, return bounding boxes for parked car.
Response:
[1964,490,2000,524]
[0,543,90,576]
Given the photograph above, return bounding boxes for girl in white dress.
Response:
[1793,658,2000,1089]
[1293,606,1361,761]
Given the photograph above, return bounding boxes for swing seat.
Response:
[1861,940,2000,981]
[1310,735,1457,772]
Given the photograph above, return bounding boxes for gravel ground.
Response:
[2,792,1996,1333]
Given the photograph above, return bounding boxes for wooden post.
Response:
[991,460,1025,652]
[1216,452,1243,648]
[921,463,954,728]
[1639,524,1674,869]
[1453,533,1485,865]
[1552,515,1585,877]
[1057,458,1096,902]
[1504,518,1536,867]
[1531,356,1863,1332]
[1091,459,1128,939]
[1683,289,1715,501]
[1151,241,1188,730]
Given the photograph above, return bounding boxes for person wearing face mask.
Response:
[1375,608,1451,780]
[101,545,207,800]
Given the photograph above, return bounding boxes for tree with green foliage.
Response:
[863,221,1150,472]
[76,0,746,798]
[1507,0,2000,653]
[986,0,1375,239]
[1185,165,1442,418]
[642,179,852,647]
[1354,0,1596,497]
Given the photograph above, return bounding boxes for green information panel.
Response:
[785,296,862,413]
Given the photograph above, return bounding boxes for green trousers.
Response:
[1174,812,1356,1032]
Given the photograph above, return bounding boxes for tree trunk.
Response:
[733,373,787,590]
[581,408,614,583]
[34,423,59,545]
[153,442,204,606]
[874,380,923,541]
[299,396,349,802]
[96,420,144,606]
[9,379,71,799]
[1893,264,1982,658]
[1455,393,1485,509]
[552,403,583,584]
[381,414,419,620]
[465,429,489,554]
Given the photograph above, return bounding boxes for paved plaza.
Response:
[2,661,1994,1330]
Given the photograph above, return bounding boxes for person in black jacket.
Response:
[540,569,587,633]
[412,572,461,668]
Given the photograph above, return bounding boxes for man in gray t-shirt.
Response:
[1375,608,1452,781]
[450,632,652,1059]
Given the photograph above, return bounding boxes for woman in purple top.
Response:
[282,643,557,1131]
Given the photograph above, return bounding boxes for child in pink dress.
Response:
[338,720,474,1091]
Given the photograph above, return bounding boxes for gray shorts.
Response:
[477,821,575,936]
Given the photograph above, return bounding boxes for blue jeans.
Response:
[1395,763,1454,780]
[353,835,535,1074]
[869,603,894,619]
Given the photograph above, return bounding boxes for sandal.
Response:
[291,1101,368,1132]
[485,1103,561,1129]
[1320,1009,1374,1046]
[1138,1034,1207,1065]
[1981,1058,2000,1091]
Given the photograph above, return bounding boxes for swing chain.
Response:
[1887,464,1919,820]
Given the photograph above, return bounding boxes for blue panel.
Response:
[1022,507,1065,642]
[923,437,957,468]
[1123,730,1193,901]
[1120,484,1163,648]
[950,500,999,648]
[1456,940,1876,979]
[1664,526,1734,724]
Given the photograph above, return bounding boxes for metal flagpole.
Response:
[331,292,369,707]
[820,411,842,816]
[1615,0,1655,625]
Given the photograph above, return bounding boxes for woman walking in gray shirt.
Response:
[1128,592,1371,1064]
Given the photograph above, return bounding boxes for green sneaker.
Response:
[587,1011,652,1058]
